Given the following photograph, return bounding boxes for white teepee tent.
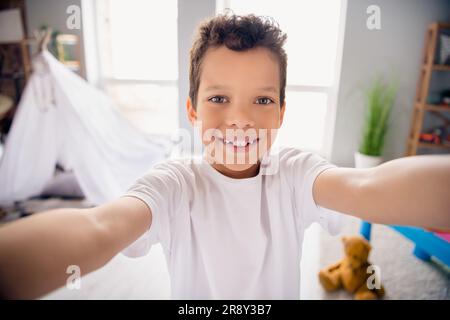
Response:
[0,51,172,206]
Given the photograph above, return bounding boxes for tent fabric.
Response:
[0,51,172,207]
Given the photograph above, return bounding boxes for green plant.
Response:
[359,77,397,156]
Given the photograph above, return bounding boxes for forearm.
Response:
[0,197,151,299]
[360,155,450,228]
[0,208,109,299]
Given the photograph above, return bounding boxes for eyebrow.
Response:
[204,85,278,94]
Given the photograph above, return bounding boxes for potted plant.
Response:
[355,77,397,169]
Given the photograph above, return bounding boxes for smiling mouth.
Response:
[216,136,260,151]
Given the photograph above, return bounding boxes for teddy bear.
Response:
[318,235,385,300]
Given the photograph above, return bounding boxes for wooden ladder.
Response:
[406,22,450,156]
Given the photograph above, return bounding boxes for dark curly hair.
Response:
[189,14,288,109]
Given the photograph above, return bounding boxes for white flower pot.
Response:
[354,151,383,169]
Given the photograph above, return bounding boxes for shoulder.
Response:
[265,146,335,189]
[125,157,198,203]
[270,146,331,171]
[139,157,198,184]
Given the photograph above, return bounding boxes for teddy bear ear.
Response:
[342,236,348,244]
[364,239,372,251]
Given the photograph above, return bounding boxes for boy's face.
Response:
[187,46,285,178]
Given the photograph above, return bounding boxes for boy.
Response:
[0,14,449,300]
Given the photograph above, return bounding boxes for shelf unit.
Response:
[406,22,450,155]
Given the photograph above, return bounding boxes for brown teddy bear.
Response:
[318,235,385,300]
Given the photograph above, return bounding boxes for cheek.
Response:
[254,109,282,146]
[197,109,222,144]
[197,105,222,124]
[254,108,282,128]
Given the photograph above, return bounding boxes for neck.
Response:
[211,162,260,179]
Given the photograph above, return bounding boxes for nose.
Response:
[225,105,255,129]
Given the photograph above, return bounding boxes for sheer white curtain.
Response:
[93,0,179,135]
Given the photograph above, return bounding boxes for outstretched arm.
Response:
[0,196,151,299]
[314,155,450,229]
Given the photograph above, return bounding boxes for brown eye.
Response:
[256,97,274,105]
[209,96,227,103]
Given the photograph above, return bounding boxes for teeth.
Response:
[235,140,247,147]
[222,138,257,147]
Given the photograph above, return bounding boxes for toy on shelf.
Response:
[440,89,450,105]
[419,126,447,145]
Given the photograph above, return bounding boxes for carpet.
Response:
[315,216,450,299]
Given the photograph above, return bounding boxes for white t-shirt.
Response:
[121,147,345,299]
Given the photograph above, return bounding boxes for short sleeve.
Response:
[120,161,184,258]
[290,150,345,236]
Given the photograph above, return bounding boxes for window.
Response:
[94,0,179,135]
[217,0,345,156]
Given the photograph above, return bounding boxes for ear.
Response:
[186,97,197,125]
[342,236,348,245]
[364,239,372,252]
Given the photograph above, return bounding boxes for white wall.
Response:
[331,0,450,166]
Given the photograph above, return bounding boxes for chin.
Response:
[222,162,258,172]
